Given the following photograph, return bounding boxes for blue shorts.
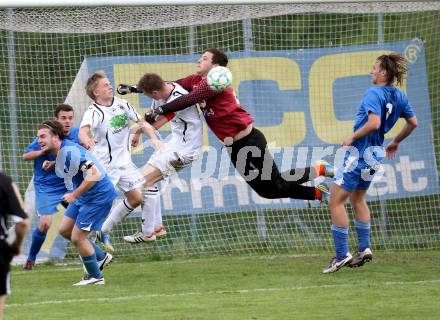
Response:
[334,156,380,193]
[64,196,115,232]
[35,190,66,216]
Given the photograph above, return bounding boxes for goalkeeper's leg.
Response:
[280,160,334,183]
[228,127,329,200]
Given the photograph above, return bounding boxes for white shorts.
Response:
[147,148,195,178]
[107,162,145,193]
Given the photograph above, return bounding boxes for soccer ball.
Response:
[207,66,233,91]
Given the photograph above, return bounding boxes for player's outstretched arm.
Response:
[132,113,169,146]
[144,107,173,128]
[150,115,170,130]
[154,81,219,116]
[137,118,158,140]
[78,125,95,150]
[22,147,49,161]
[137,118,162,150]
[22,138,50,161]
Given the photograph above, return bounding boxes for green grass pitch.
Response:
[6,251,440,320]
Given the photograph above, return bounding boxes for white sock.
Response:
[142,187,159,234]
[101,199,134,233]
[153,186,163,230]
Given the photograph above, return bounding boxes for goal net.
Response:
[1,1,439,262]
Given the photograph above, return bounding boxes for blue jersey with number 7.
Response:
[352,85,415,161]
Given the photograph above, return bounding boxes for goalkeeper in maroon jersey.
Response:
[120,48,332,201]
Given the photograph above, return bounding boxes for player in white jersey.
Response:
[107,73,202,243]
[79,70,160,250]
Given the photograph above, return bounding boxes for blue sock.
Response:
[331,224,349,260]
[28,228,47,261]
[100,231,110,244]
[81,253,102,279]
[90,240,106,261]
[355,220,371,252]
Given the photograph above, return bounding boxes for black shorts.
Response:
[0,241,13,295]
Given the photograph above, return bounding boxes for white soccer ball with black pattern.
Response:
[207,66,233,91]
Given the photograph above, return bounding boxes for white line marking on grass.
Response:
[6,279,440,308]
[385,279,440,285]
[13,267,83,275]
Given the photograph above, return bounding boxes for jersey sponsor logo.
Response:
[110,113,128,133]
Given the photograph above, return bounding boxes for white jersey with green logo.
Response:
[80,96,141,169]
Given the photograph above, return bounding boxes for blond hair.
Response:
[85,70,107,100]
[377,53,408,86]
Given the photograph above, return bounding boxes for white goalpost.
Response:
[1,1,439,262]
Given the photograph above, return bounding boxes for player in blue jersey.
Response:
[322,53,418,273]
[22,104,80,270]
[37,120,117,285]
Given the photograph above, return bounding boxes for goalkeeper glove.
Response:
[144,110,159,124]
[117,84,142,95]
